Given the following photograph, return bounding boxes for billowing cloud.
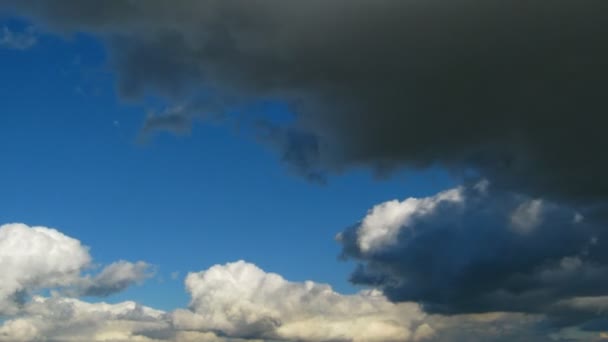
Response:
[2,257,602,342]
[173,260,430,342]
[0,223,152,314]
[338,182,608,317]
[1,1,607,201]
[0,228,600,342]
[0,223,91,314]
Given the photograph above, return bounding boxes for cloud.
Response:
[0,223,433,341]
[173,260,430,342]
[0,223,166,342]
[1,1,607,201]
[338,181,608,317]
[0,223,152,315]
[0,223,91,315]
[1,2,608,339]
[77,260,154,297]
[0,233,599,342]
[0,26,36,50]
[0,296,168,342]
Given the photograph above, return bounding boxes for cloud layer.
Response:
[0,222,606,341]
[0,296,167,342]
[0,223,432,341]
[2,1,607,200]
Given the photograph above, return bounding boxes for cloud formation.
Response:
[0,223,91,314]
[173,260,430,342]
[0,253,570,342]
[0,223,152,314]
[2,1,607,201]
[1,2,608,340]
[338,181,608,321]
[0,223,601,342]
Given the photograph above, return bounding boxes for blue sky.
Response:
[0,19,454,311]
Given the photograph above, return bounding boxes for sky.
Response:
[0,2,607,342]
[0,17,455,307]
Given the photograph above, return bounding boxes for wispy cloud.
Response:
[0,26,37,50]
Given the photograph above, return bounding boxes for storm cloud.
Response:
[1,0,607,201]
[338,181,608,328]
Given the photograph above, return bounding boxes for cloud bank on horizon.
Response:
[0,223,581,342]
[1,0,608,340]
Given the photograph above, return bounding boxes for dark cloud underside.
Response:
[1,0,607,202]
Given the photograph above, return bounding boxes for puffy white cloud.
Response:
[0,223,152,314]
[0,222,602,341]
[0,255,599,342]
[173,260,430,342]
[0,223,91,314]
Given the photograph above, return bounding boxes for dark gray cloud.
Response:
[77,261,153,297]
[338,181,608,320]
[1,0,607,202]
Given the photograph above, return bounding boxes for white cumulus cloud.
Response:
[173,260,431,342]
[0,223,91,314]
[0,223,152,315]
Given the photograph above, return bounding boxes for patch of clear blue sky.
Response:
[0,18,456,310]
